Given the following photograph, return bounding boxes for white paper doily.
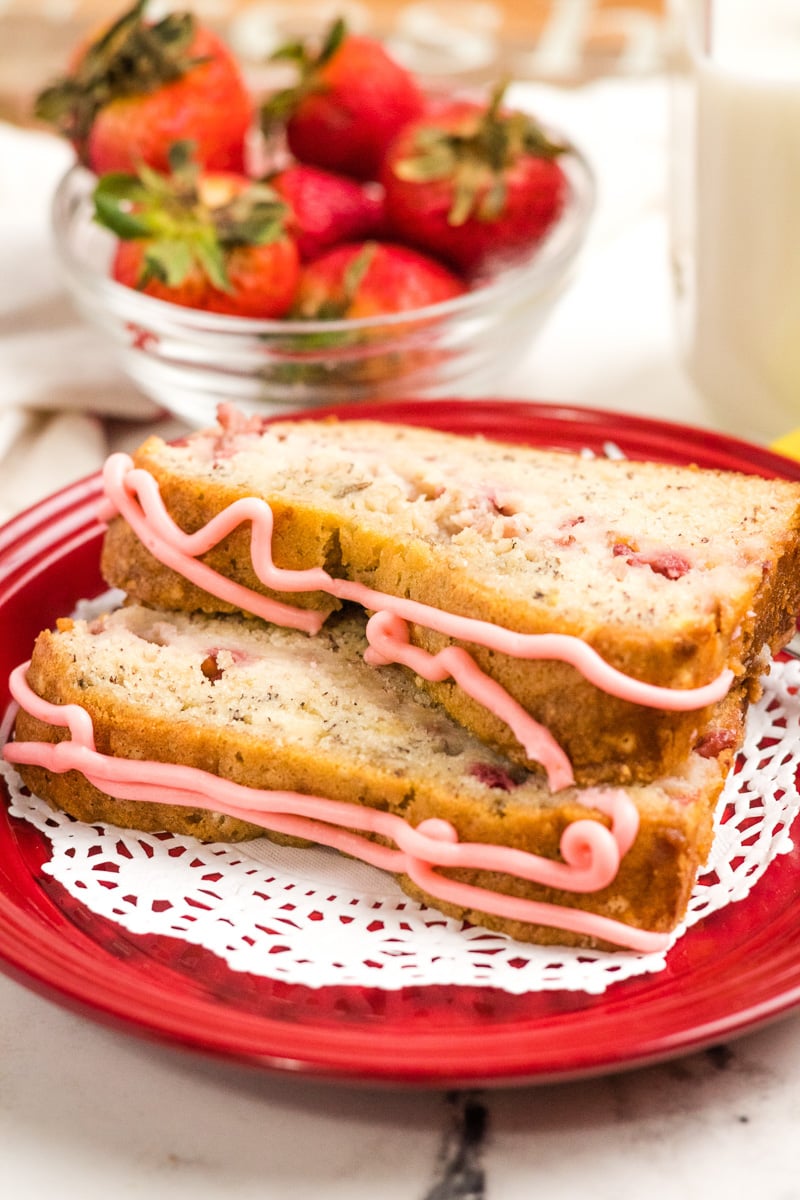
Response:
[3,660,799,996]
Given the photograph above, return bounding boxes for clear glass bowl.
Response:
[52,149,595,428]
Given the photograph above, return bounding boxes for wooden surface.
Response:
[0,1,669,127]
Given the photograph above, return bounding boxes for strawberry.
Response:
[94,142,299,318]
[268,163,384,261]
[292,241,466,320]
[261,18,425,182]
[286,241,466,389]
[381,85,570,277]
[35,0,253,175]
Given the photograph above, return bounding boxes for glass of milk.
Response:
[670,0,800,442]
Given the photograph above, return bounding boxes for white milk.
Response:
[676,0,800,440]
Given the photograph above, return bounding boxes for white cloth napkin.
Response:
[0,77,715,526]
[0,121,163,524]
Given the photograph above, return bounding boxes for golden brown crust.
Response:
[101,512,340,619]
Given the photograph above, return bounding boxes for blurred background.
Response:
[1,0,668,126]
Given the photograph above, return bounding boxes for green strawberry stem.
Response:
[270,14,346,71]
[293,243,376,320]
[260,16,347,136]
[34,0,207,154]
[93,140,290,293]
[392,82,569,226]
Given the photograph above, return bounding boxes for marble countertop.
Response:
[3,965,800,1199]
[2,66,800,1198]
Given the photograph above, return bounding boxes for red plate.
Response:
[2,398,800,1088]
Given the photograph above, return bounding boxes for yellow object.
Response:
[770,430,800,461]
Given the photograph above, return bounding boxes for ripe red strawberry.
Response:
[292,241,465,320]
[95,143,299,318]
[35,0,253,174]
[381,87,570,277]
[261,18,425,181]
[269,164,384,261]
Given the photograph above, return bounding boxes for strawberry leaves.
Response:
[93,141,290,294]
[259,16,425,181]
[390,83,568,227]
[270,14,346,73]
[260,17,346,136]
[381,85,571,275]
[293,243,377,319]
[35,0,207,157]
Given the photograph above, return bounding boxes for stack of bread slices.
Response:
[8,410,800,950]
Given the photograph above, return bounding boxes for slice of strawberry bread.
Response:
[7,605,745,950]
[99,412,800,785]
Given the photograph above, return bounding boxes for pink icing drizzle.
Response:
[99,453,733,714]
[5,663,669,953]
[363,611,574,792]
